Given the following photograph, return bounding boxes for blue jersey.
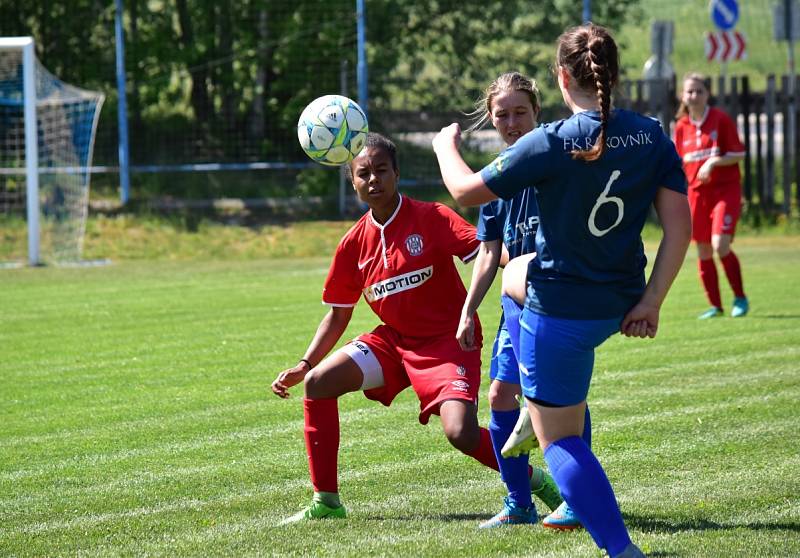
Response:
[480,108,687,319]
[476,188,538,260]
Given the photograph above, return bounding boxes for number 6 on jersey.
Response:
[588,170,624,237]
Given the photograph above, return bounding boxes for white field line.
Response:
[616,454,800,500]
[595,344,800,383]
[7,342,796,448]
[0,450,461,536]
[594,392,798,436]
[0,399,420,482]
[595,366,800,409]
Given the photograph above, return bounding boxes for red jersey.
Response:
[674,106,745,190]
[323,195,479,338]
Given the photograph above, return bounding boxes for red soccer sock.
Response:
[303,397,340,494]
[698,257,722,309]
[720,251,746,298]
[466,427,500,471]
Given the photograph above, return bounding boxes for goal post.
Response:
[0,36,104,266]
[0,37,39,265]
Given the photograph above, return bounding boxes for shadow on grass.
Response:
[623,512,800,534]
[364,512,488,522]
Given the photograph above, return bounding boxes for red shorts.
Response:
[688,182,742,243]
[354,324,482,424]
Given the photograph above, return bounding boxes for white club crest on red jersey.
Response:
[405,234,423,256]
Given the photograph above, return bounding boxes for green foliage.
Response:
[371,0,643,113]
[0,0,645,169]
[1,239,799,556]
[616,0,792,90]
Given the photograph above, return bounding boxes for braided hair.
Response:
[556,24,619,162]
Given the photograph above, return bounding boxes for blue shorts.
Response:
[518,308,621,406]
[488,324,520,385]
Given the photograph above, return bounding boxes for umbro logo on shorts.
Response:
[451,379,470,392]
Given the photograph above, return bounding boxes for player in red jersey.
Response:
[272,133,555,523]
[674,72,749,319]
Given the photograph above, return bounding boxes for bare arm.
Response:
[621,188,692,338]
[698,153,745,183]
[432,123,499,207]
[271,305,354,397]
[457,239,502,350]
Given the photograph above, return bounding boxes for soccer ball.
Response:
[297,95,369,166]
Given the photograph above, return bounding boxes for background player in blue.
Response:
[433,23,691,558]
[457,71,571,529]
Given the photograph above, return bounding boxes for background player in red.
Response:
[271,132,555,523]
[674,72,749,319]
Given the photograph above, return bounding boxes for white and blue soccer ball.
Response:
[297,95,369,166]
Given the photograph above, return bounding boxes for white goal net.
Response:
[0,37,104,265]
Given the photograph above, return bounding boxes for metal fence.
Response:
[617,75,800,217]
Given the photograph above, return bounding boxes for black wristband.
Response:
[299,358,312,369]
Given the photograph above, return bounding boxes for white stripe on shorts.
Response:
[341,339,385,391]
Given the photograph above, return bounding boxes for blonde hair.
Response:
[675,72,712,120]
[466,71,541,133]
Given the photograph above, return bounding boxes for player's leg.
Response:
[541,402,590,531]
[711,187,748,317]
[404,331,499,473]
[487,326,561,515]
[496,286,535,459]
[283,335,395,523]
[480,331,538,527]
[519,309,639,557]
[500,253,534,305]
[691,188,723,319]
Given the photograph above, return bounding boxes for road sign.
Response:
[710,0,739,31]
[705,30,747,62]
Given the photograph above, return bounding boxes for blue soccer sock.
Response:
[543,436,631,556]
[500,295,523,360]
[489,408,533,509]
[583,405,592,448]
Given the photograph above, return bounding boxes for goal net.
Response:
[0,37,104,265]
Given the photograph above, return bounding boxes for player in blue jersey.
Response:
[456,71,572,529]
[433,24,691,558]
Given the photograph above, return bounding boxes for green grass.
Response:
[1,238,799,556]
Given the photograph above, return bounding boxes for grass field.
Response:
[2,236,799,557]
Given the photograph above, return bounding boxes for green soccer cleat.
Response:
[478,496,538,529]
[698,306,723,320]
[531,467,563,512]
[731,296,749,317]
[500,405,538,459]
[542,501,582,530]
[279,500,347,525]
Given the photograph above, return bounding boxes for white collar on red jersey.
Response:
[369,193,403,229]
[690,106,710,128]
